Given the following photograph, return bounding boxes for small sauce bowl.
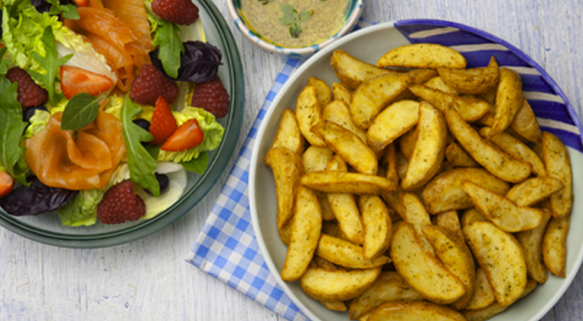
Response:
[226,0,364,58]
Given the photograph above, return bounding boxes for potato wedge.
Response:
[436,211,464,241]
[480,127,546,176]
[270,109,305,155]
[382,144,399,188]
[331,50,392,89]
[349,272,424,319]
[281,186,322,281]
[313,256,341,271]
[322,100,367,142]
[398,126,418,160]
[464,279,537,321]
[366,100,420,152]
[265,147,304,228]
[381,187,406,219]
[506,176,564,207]
[425,76,459,94]
[543,215,570,278]
[332,82,353,105]
[463,221,527,305]
[360,195,393,260]
[278,216,293,246]
[408,84,490,122]
[402,102,448,190]
[302,146,333,173]
[437,56,499,95]
[511,99,542,143]
[445,105,532,182]
[312,121,377,175]
[369,301,467,321]
[391,223,465,304]
[299,267,382,301]
[320,300,347,311]
[308,76,332,107]
[401,193,435,254]
[461,181,542,233]
[422,168,510,214]
[461,208,486,229]
[516,209,552,283]
[303,171,395,194]
[317,234,390,269]
[489,68,524,137]
[464,268,496,310]
[542,131,573,219]
[408,68,439,84]
[445,142,479,168]
[350,73,411,129]
[423,226,476,310]
[377,43,467,69]
[295,85,326,147]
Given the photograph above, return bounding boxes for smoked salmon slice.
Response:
[103,0,154,58]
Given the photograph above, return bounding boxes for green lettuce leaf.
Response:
[0,79,29,185]
[56,189,103,227]
[24,109,51,139]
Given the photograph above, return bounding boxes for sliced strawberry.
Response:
[73,0,88,6]
[149,96,177,145]
[60,65,114,100]
[161,118,204,152]
[0,171,14,198]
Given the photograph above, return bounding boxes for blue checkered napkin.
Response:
[186,18,376,321]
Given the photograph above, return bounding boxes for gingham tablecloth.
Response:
[185,19,376,321]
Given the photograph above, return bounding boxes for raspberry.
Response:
[191,77,230,118]
[130,64,179,106]
[149,96,177,145]
[152,0,199,25]
[97,181,146,224]
[6,67,48,109]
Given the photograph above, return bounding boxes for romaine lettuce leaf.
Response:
[24,108,50,139]
[56,189,103,227]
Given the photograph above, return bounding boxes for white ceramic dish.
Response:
[249,20,583,321]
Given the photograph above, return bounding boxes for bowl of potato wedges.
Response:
[249,19,582,321]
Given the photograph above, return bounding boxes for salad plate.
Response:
[0,0,244,248]
[249,20,583,321]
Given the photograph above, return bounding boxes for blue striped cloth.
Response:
[186,19,582,321]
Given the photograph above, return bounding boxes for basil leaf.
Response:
[0,80,29,186]
[181,152,209,174]
[61,4,80,20]
[61,93,100,131]
[298,10,313,22]
[156,20,184,79]
[121,95,160,197]
[280,4,295,19]
[279,15,294,25]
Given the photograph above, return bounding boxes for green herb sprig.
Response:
[257,0,273,4]
[61,93,100,131]
[153,19,185,79]
[278,4,313,38]
[46,0,80,20]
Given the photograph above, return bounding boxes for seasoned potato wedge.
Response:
[464,268,496,310]
[543,215,570,278]
[461,208,487,229]
[369,301,467,321]
[425,76,459,94]
[366,100,420,152]
[463,221,527,305]
[511,99,542,143]
[461,181,542,233]
[401,193,435,254]
[302,146,334,173]
[489,68,524,137]
[505,176,565,207]
[270,109,305,155]
[408,84,490,122]
[317,234,390,269]
[445,105,532,182]
[422,168,510,214]
[320,300,347,311]
[516,209,552,283]
[302,172,395,194]
[281,186,322,281]
[308,76,332,107]
[391,222,466,304]
[312,121,377,175]
[381,187,406,219]
[408,68,439,84]
[542,131,573,219]
[464,279,537,321]
[384,144,399,187]
[265,147,304,228]
[445,142,479,167]
[313,256,341,271]
[436,211,464,241]
[360,195,393,260]
[350,73,411,129]
[295,85,326,147]
[402,102,448,190]
[322,100,367,142]
[398,126,418,160]
[332,82,353,105]
[437,56,499,95]
[331,50,392,89]
[423,225,476,310]
[480,127,546,176]
[299,267,382,301]
[278,217,294,246]
[349,272,424,319]
[377,43,467,69]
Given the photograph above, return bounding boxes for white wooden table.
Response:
[2,1,582,320]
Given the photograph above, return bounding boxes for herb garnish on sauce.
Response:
[278,4,313,38]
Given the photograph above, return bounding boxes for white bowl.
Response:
[249,20,583,321]
[226,0,364,58]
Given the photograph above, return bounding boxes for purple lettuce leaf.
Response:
[150,41,222,83]
[0,177,76,216]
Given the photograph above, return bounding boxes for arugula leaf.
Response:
[181,152,209,174]
[120,95,160,197]
[46,0,80,20]
[0,48,10,76]
[61,93,100,131]
[0,80,29,186]
[154,19,185,79]
[28,28,73,107]
[144,144,161,160]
